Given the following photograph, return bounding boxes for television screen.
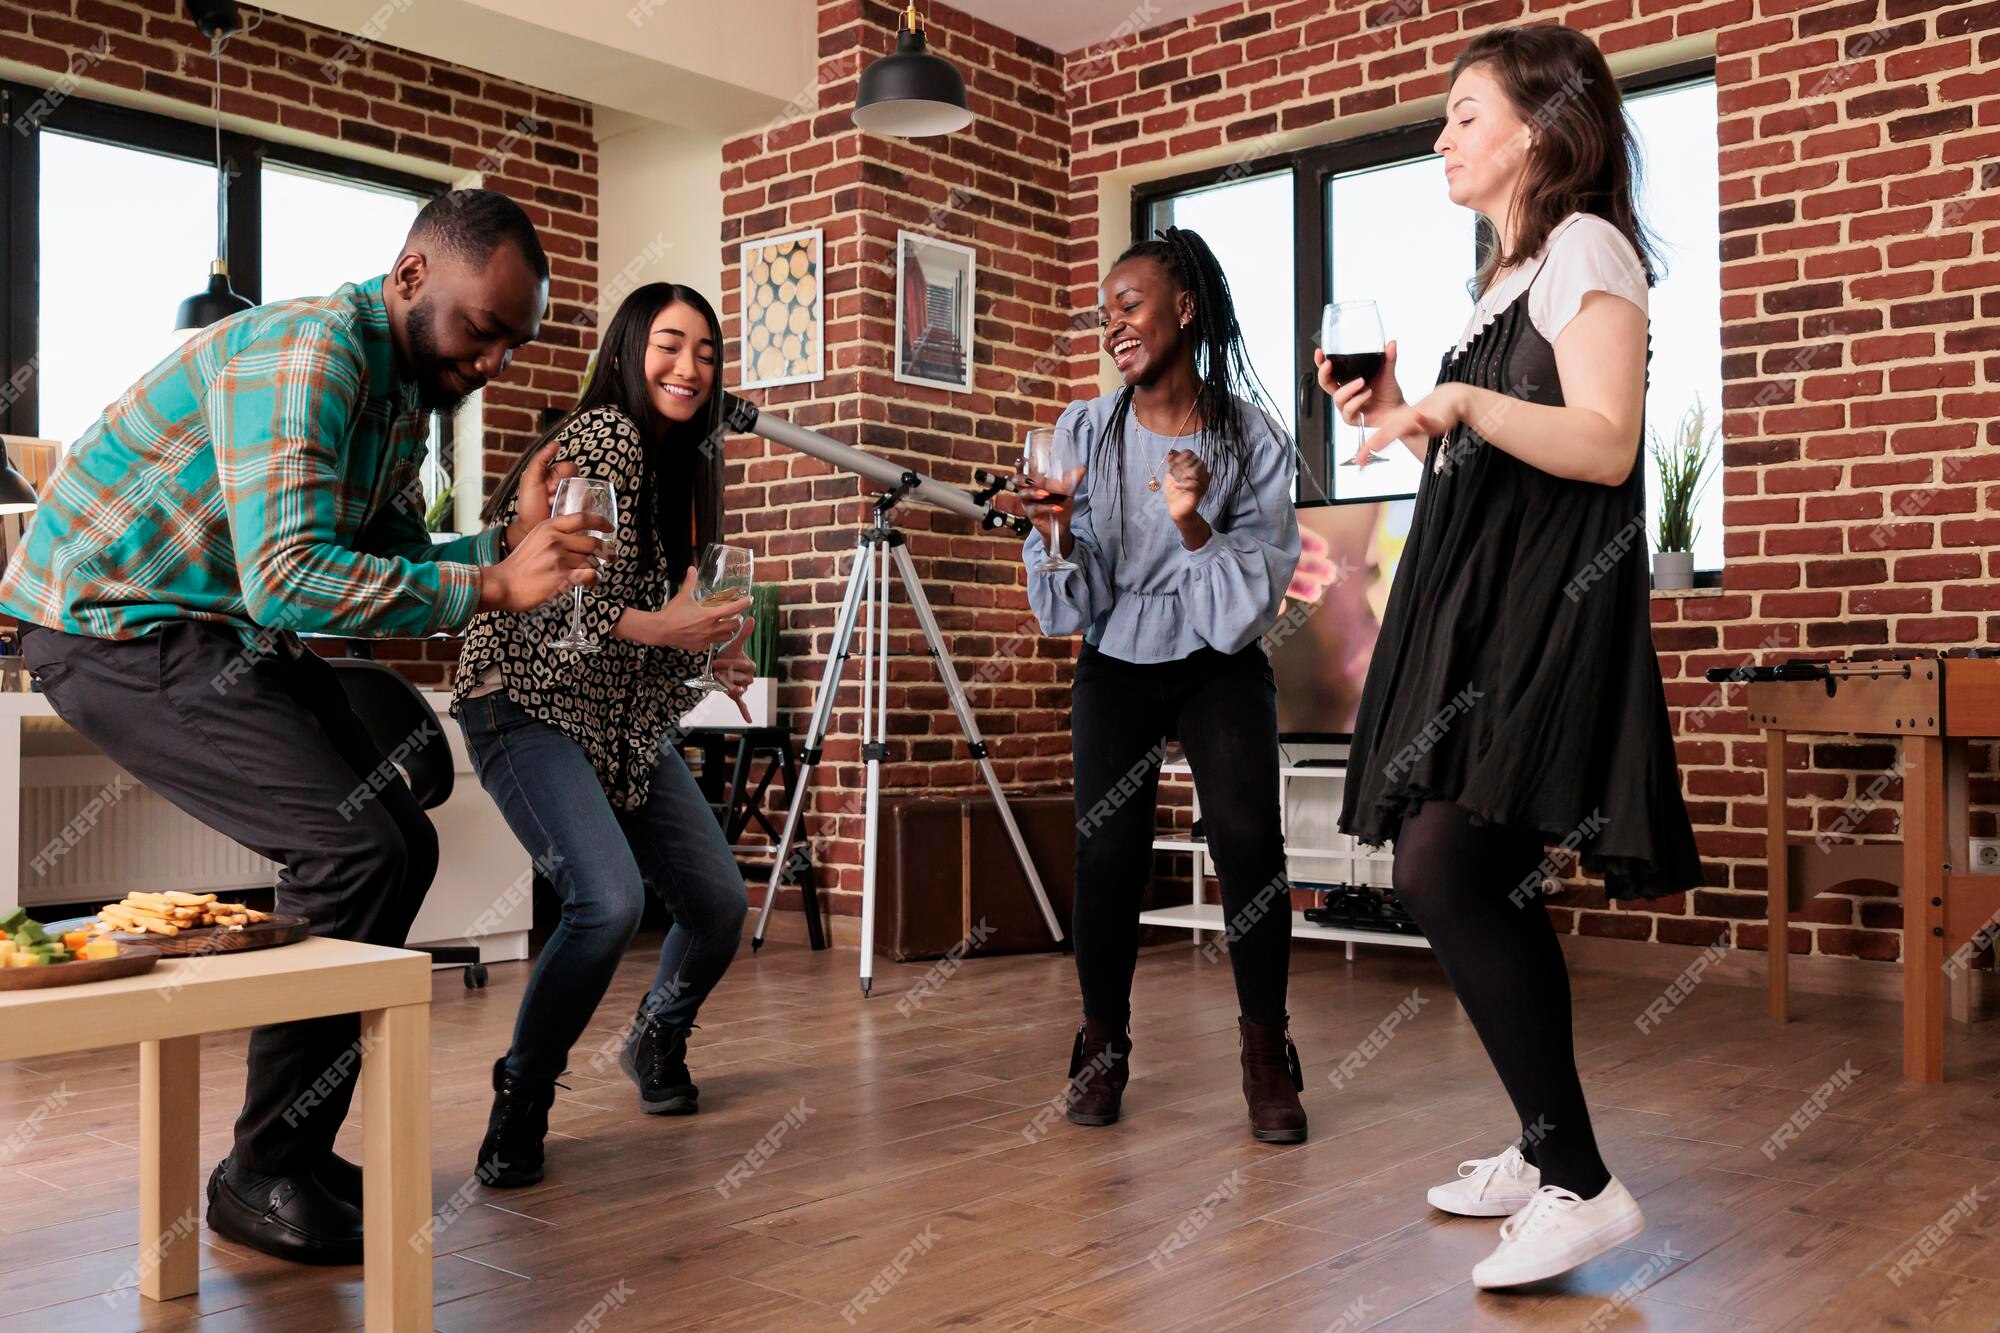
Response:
[1272,498,1417,741]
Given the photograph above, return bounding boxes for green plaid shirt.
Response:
[0,276,501,643]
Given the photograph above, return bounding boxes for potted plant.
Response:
[424,481,457,543]
[1651,398,1715,591]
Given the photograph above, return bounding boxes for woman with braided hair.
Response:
[1018,226,1305,1142]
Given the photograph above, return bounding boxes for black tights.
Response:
[1390,800,1611,1198]
[1069,643,1291,1027]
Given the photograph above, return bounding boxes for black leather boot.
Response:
[1064,1016,1133,1126]
[1239,1016,1307,1143]
[619,1009,699,1115]
[476,1056,556,1188]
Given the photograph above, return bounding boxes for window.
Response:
[1133,61,1722,576]
[1145,170,1298,448]
[1,83,449,509]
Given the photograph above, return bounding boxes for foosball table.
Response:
[1710,651,2000,1082]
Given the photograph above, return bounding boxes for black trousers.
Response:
[1070,642,1291,1026]
[21,622,436,1175]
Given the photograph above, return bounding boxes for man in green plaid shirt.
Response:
[5,190,604,1266]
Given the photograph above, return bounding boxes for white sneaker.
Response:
[1471,1179,1646,1289]
[1426,1145,1540,1217]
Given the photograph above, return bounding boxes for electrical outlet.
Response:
[1971,839,2000,872]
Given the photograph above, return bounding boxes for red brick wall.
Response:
[1058,0,1998,967]
[717,0,1077,914]
[3,0,599,687]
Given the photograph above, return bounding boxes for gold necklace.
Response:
[1149,396,1200,491]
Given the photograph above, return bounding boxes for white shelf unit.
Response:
[1138,757,1430,960]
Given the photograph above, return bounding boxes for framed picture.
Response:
[893,231,976,393]
[739,228,824,389]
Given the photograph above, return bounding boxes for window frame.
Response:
[0,79,444,439]
[1131,55,1718,555]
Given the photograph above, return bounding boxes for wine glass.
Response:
[1322,301,1387,468]
[1023,426,1084,572]
[685,543,753,693]
[548,477,619,654]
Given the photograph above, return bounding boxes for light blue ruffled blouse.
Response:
[1023,393,1300,664]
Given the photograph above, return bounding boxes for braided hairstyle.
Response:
[1096,226,1276,536]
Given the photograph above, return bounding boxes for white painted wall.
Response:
[595,115,727,334]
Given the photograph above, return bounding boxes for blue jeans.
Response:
[460,693,748,1084]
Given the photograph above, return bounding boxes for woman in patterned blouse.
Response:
[451,283,754,1188]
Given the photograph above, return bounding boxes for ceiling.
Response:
[968,0,1222,56]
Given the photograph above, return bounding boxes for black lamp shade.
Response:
[0,446,36,514]
[174,269,255,336]
[853,29,972,138]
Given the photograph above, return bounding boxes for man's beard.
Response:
[407,297,474,413]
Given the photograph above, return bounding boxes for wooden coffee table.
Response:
[0,936,433,1330]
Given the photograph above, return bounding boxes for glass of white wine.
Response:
[548,477,619,654]
[685,543,753,693]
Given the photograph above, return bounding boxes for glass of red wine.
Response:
[1322,300,1387,468]
[1024,426,1083,572]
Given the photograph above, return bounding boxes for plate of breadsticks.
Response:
[46,892,310,956]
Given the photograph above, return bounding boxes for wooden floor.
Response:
[4,930,1999,1332]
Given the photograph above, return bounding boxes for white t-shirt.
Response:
[1453,212,1649,357]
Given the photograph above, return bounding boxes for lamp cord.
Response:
[211,33,225,267]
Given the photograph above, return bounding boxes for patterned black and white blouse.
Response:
[451,406,707,810]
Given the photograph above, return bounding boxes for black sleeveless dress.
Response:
[1338,255,1702,900]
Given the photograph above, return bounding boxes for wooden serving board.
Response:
[0,945,161,991]
[45,914,311,957]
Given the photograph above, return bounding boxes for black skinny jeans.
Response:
[1069,641,1291,1026]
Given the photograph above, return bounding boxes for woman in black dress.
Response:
[1319,26,1701,1288]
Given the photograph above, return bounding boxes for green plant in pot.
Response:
[424,481,456,535]
[1650,398,1715,591]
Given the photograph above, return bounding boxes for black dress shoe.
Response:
[315,1152,362,1209]
[206,1158,363,1265]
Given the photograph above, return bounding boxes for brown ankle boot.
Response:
[1064,1017,1132,1126]
[1239,1016,1307,1143]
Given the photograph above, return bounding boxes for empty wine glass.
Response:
[1024,426,1084,572]
[685,543,753,692]
[548,477,618,653]
[1322,300,1387,468]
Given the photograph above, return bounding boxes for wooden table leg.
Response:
[1903,734,1946,1083]
[139,1035,201,1302]
[1766,726,1789,1023]
[362,1002,431,1332]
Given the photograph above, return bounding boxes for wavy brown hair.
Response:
[1450,26,1663,297]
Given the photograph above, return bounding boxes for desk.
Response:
[1747,655,2000,1082]
[0,691,531,964]
[0,937,434,1330]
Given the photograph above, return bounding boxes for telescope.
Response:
[721,393,1028,535]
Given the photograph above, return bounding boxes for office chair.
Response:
[327,656,489,988]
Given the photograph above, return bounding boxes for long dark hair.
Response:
[1450,26,1663,297]
[484,282,724,582]
[1098,225,1277,533]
